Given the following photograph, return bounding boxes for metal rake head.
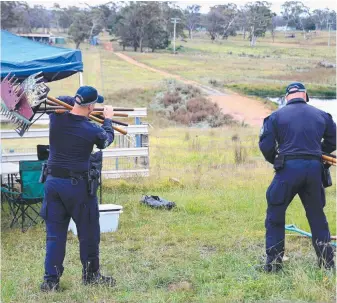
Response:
[21,72,50,107]
[1,72,50,136]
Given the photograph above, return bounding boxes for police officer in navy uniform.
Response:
[40,86,116,291]
[259,82,336,272]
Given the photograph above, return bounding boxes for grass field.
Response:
[1,30,336,303]
[1,127,336,303]
[46,30,336,100]
[47,46,166,97]
[119,31,336,98]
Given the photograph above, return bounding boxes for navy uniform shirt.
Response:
[259,98,336,164]
[48,96,114,172]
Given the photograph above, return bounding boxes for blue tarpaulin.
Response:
[1,30,83,82]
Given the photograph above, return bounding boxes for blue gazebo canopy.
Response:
[1,30,83,82]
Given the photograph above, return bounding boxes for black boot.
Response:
[82,270,116,287]
[316,241,335,270]
[40,280,60,292]
[263,255,283,273]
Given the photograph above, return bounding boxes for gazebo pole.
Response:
[79,72,83,86]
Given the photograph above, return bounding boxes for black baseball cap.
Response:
[285,82,309,102]
[75,86,104,106]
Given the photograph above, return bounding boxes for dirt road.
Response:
[114,52,271,126]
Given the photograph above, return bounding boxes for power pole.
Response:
[328,22,332,47]
[170,17,180,54]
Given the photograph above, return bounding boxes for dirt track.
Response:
[114,52,271,126]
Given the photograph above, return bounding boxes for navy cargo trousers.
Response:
[40,175,100,282]
[265,159,334,267]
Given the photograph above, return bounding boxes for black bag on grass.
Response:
[140,195,176,210]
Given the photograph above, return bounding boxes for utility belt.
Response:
[273,154,332,188]
[39,164,100,196]
[284,155,321,161]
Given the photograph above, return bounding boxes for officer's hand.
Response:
[103,106,115,119]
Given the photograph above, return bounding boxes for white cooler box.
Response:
[68,204,123,235]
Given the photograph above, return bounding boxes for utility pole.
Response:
[170,17,180,54]
[328,22,332,47]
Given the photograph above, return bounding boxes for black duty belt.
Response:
[47,167,88,179]
[284,155,321,161]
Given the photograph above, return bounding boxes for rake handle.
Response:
[46,100,128,117]
[46,100,134,112]
[53,109,129,126]
[47,96,127,135]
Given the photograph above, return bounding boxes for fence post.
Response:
[135,117,141,147]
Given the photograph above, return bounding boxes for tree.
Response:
[301,16,316,32]
[312,8,336,30]
[237,7,249,39]
[115,2,178,52]
[204,7,223,41]
[1,1,21,29]
[327,10,337,30]
[13,2,31,33]
[1,1,31,32]
[161,2,186,39]
[68,12,92,48]
[205,4,238,41]
[84,3,118,40]
[312,9,327,30]
[281,1,310,37]
[28,5,51,32]
[245,1,273,47]
[184,5,201,39]
[146,24,170,52]
[59,6,80,32]
[270,13,277,42]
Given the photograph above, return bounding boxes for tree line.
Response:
[1,1,336,49]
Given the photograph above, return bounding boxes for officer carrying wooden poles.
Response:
[259,82,336,272]
[40,86,116,291]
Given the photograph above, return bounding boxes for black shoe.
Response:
[255,255,283,273]
[83,272,116,287]
[263,262,283,273]
[319,259,335,271]
[40,280,60,292]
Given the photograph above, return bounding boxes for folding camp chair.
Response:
[1,160,45,232]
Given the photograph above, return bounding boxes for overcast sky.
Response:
[28,0,336,13]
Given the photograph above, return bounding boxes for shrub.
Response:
[163,92,182,107]
[152,80,236,127]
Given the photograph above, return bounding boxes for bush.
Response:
[163,92,182,107]
[151,80,235,128]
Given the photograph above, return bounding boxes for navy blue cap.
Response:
[285,82,309,102]
[75,86,104,106]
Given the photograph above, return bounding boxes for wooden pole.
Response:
[47,96,127,135]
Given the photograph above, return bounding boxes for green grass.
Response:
[47,46,167,98]
[2,127,336,303]
[224,83,337,98]
[121,32,336,98]
[47,31,336,100]
[1,31,336,303]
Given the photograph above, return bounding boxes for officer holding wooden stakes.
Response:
[40,86,116,291]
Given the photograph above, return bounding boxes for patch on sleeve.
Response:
[97,131,110,148]
[259,125,265,137]
[259,115,270,138]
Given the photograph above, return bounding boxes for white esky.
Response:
[25,0,336,13]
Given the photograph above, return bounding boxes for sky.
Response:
[26,0,336,13]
